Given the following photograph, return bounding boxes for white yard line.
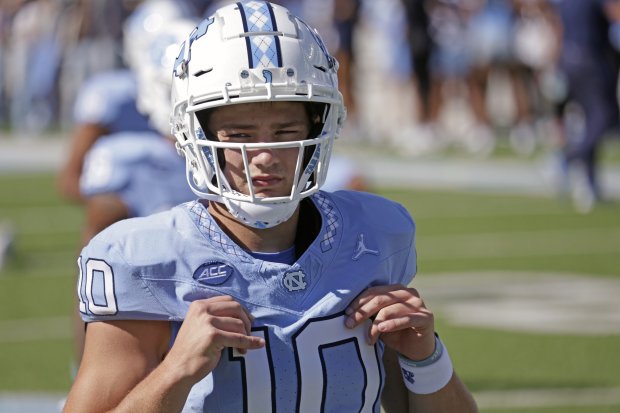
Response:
[474,387,620,409]
[0,393,65,413]
[3,387,620,413]
[413,271,620,335]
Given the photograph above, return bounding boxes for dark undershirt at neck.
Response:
[294,197,321,260]
[245,198,321,264]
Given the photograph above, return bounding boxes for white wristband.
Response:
[398,336,454,394]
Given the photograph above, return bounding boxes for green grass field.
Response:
[0,173,619,412]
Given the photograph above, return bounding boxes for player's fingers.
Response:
[345,286,419,328]
[374,294,431,327]
[377,311,433,334]
[367,306,434,345]
[368,321,382,345]
[193,297,254,334]
[374,295,429,321]
[204,316,265,354]
[345,295,398,328]
[348,285,421,314]
[347,285,409,309]
[211,302,254,334]
[210,316,252,336]
[366,309,412,345]
[217,330,265,351]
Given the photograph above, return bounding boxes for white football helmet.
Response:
[135,19,198,135]
[171,1,346,228]
[123,0,192,69]
[123,1,198,135]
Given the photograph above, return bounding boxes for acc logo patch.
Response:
[193,261,235,285]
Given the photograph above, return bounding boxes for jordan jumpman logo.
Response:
[352,233,379,260]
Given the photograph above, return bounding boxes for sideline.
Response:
[0,136,68,173]
[2,135,620,199]
[0,393,65,413]
[2,387,620,413]
[338,142,620,199]
[474,387,620,409]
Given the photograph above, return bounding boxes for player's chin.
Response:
[254,191,288,199]
[251,186,292,199]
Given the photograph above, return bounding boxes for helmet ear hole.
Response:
[305,103,328,139]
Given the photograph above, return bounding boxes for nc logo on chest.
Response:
[283,269,307,292]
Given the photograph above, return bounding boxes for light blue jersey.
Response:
[79,131,195,217]
[77,191,417,412]
[73,69,153,133]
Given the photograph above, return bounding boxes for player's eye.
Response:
[275,129,304,140]
[219,131,251,141]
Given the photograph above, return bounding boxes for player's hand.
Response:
[344,284,436,361]
[57,163,83,202]
[163,296,265,381]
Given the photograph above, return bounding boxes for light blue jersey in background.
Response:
[73,69,154,133]
[80,131,195,217]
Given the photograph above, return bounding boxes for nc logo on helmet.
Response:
[297,19,336,69]
[173,17,214,77]
[193,261,235,285]
[262,70,273,84]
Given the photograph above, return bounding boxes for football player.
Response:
[63,2,478,412]
[65,3,198,369]
[56,0,192,204]
[77,15,198,244]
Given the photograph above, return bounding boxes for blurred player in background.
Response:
[76,13,197,245]
[63,2,477,412]
[552,0,620,213]
[56,0,191,204]
[322,153,369,192]
[62,0,198,369]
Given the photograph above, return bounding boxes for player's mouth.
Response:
[251,175,286,195]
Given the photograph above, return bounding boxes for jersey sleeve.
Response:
[79,135,131,197]
[73,75,119,127]
[76,211,205,322]
[76,207,228,322]
[77,236,170,322]
[72,70,151,133]
[79,132,193,215]
[393,201,417,286]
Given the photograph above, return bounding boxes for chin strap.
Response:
[223,198,300,229]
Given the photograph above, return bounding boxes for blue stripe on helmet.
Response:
[237,1,282,68]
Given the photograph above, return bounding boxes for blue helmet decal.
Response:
[297,18,336,69]
[238,1,282,68]
[173,17,214,77]
[262,69,273,83]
